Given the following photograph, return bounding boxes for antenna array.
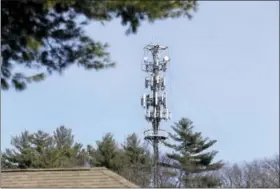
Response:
[141,44,171,188]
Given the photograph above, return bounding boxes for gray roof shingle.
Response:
[1,167,138,188]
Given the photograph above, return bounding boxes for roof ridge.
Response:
[1,167,107,172]
[101,169,139,188]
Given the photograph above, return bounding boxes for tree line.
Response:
[2,118,279,188]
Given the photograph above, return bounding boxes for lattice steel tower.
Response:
[141,44,171,188]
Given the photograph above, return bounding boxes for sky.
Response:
[1,1,279,163]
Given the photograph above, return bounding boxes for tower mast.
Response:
[141,44,171,188]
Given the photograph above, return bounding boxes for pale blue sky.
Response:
[1,1,279,163]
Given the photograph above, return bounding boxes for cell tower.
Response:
[141,44,171,188]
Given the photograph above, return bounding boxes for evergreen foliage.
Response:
[121,133,151,187]
[2,120,278,187]
[1,0,197,91]
[164,118,224,187]
[2,126,87,168]
[90,132,124,172]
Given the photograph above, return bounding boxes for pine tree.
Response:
[2,130,35,168]
[164,118,223,187]
[53,126,74,149]
[49,126,89,167]
[121,133,151,187]
[51,126,76,167]
[91,133,123,172]
[1,126,89,169]
[29,130,54,168]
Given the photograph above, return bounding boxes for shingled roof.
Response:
[1,167,138,188]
